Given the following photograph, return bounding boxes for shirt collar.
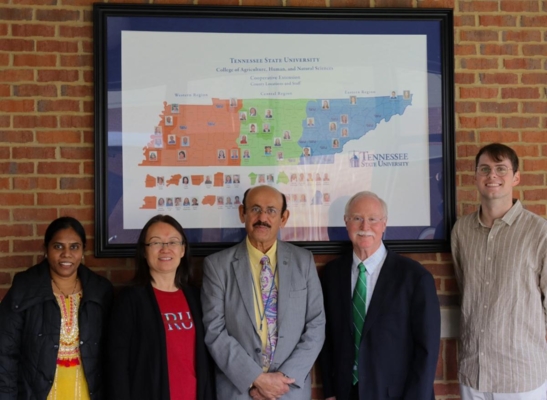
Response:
[352,242,387,275]
[477,199,522,228]
[246,236,278,269]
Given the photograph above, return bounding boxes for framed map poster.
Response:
[94,5,455,257]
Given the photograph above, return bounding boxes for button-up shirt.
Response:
[451,200,547,392]
[351,243,388,312]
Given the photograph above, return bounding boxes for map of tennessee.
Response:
[138,96,412,167]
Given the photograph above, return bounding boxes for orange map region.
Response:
[145,174,156,188]
[140,196,157,209]
[139,99,243,167]
[191,175,204,186]
[203,195,216,206]
[166,174,182,187]
[213,172,224,187]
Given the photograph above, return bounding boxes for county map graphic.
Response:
[137,94,412,208]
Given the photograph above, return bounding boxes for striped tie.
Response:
[352,262,367,385]
[260,255,278,370]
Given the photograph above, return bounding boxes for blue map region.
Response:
[297,95,412,163]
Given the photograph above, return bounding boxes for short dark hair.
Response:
[134,215,192,288]
[44,217,86,249]
[475,143,519,172]
[242,186,287,215]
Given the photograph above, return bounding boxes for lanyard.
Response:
[251,264,277,331]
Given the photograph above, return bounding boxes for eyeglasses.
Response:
[345,216,385,225]
[247,206,280,217]
[476,165,512,176]
[145,241,184,250]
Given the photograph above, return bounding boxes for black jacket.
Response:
[0,260,113,400]
[107,283,215,400]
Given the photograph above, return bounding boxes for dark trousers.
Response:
[350,383,359,400]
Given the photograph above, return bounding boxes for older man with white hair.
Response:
[320,191,440,400]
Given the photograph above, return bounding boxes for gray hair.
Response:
[344,191,388,219]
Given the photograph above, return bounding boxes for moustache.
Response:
[253,221,271,228]
[356,231,375,237]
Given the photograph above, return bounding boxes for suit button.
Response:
[255,348,261,353]
[53,345,59,349]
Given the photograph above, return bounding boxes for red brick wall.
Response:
[2,0,546,398]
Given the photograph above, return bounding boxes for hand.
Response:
[249,387,273,400]
[252,372,295,399]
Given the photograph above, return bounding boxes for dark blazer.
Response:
[107,283,214,400]
[0,260,113,400]
[320,249,440,400]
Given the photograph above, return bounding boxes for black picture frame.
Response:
[94,4,455,257]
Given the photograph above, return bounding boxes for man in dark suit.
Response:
[202,185,325,400]
[320,191,440,400]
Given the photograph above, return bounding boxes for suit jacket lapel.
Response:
[362,250,395,337]
[232,240,259,334]
[276,241,290,334]
[341,252,354,335]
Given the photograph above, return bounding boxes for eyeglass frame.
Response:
[145,241,185,249]
[344,215,386,226]
[475,165,513,177]
[245,206,281,217]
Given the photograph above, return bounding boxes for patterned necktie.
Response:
[352,262,367,384]
[260,255,278,370]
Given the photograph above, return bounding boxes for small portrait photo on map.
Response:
[225,175,232,184]
[323,193,331,203]
[262,123,271,133]
[217,196,224,206]
[277,152,284,161]
[274,138,281,147]
[290,173,297,183]
[249,124,257,133]
[249,107,257,117]
[154,137,163,148]
[167,135,176,145]
[239,112,247,121]
[291,194,298,202]
[316,173,322,182]
[243,149,250,159]
[342,128,349,137]
[322,100,330,109]
[258,174,266,184]
[333,139,340,149]
[149,151,157,161]
[218,149,226,159]
[303,147,311,157]
[324,173,330,181]
[182,176,189,185]
[350,96,357,105]
[177,150,187,161]
[171,104,179,113]
[205,175,212,185]
[165,116,173,126]
[265,109,273,119]
[403,90,411,99]
[233,174,240,184]
[229,98,237,107]
[157,198,165,208]
[299,173,305,182]
[300,194,307,203]
[181,136,189,147]
[307,118,315,127]
[157,176,164,187]
[183,197,190,206]
[267,174,274,184]
[154,126,162,134]
[175,197,182,207]
[234,195,241,205]
[307,173,314,182]
[191,197,199,206]
[390,90,397,99]
[231,149,239,159]
[283,130,291,140]
[226,196,232,205]
[240,135,248,145]
[329,122,337,132]
[166,198,173,207]
[340,114,348,124]
[264,146,272,155]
